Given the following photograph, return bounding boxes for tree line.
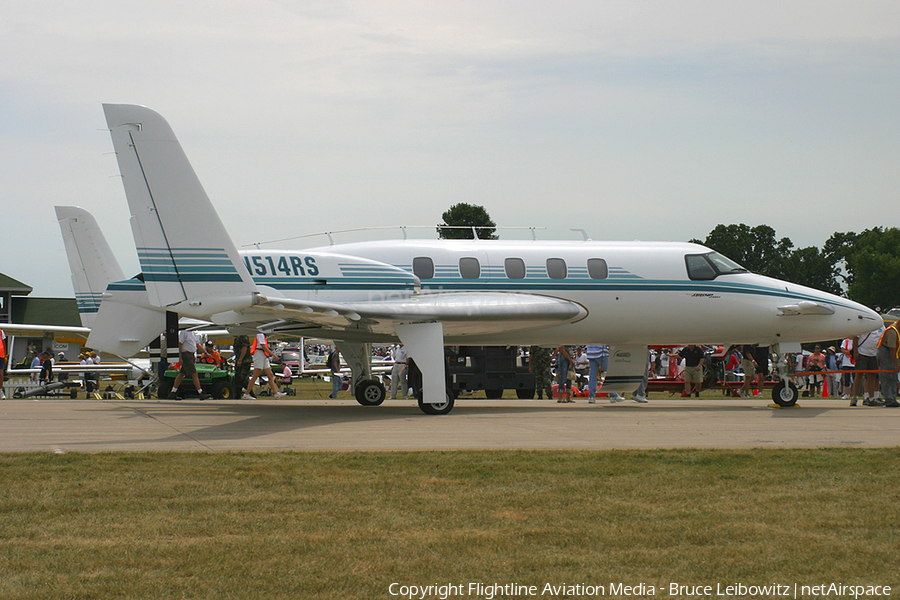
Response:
[437,203,900,310]
[693,224,900,311]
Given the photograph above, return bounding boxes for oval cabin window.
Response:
[587,258,608,279]
[413,257,434,280]
[459,257,481,279]
[504,258,526,279]
[546,258,567,279]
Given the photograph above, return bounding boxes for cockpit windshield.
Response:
[706,252,748,275]
[685,252,749,281]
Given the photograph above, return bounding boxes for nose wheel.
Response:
[772,380,799,407]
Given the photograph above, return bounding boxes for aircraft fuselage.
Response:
[233,239,880,347]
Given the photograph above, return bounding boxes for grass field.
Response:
[1,449,897,599]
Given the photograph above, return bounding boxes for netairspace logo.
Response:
[387,581,893,599]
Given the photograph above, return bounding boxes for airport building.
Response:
[0,272,82,365]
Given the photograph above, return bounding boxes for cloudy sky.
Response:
[3,0,899,297]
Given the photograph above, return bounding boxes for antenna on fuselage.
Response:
[571,229,592,241]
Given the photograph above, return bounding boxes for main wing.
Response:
[217,291,587,339]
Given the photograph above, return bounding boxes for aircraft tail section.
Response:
[102,104,256,314]
[55,206,126,328]
[85,281,165,357]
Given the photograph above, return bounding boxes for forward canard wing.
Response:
[776,301,836,316]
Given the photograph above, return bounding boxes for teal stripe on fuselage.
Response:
[145,273,244,283]
[252,275,850,309]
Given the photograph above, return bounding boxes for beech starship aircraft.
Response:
[83,103,881,414]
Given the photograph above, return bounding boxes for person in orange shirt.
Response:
[201,341,223,368]
[806,345,827,397]
[243,333,285,400]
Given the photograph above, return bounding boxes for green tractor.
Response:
[157,363,235,399]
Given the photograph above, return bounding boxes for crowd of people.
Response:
[4,313,896,407]
[161,320,900,406]
[520,319,900,407]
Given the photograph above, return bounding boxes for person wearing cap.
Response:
[201,341,223,368]
[39,350,53,385]
[56,352,69,383]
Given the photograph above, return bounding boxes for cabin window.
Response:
[685,252,748,281]
[587,258,608,279]
[546,258,567,279]
[459,257,481,279]
[413,257,434,280]
[505,258,526,279]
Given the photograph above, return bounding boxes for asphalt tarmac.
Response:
[0,396,897,452]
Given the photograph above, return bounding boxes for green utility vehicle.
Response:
[157,363,234,399]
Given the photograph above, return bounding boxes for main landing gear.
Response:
[415,386,455,415]
[354,379,386,406]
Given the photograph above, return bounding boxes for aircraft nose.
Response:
[847,301,882,334]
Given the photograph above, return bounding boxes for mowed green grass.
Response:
[1,449,897,599]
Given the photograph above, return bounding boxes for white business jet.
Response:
[87,104,881,414]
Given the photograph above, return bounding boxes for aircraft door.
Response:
[600,345,650,395]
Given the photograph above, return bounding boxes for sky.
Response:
[2,0,899,298]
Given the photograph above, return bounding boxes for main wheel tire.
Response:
[211,379,231,399]
[157,379,172,400]
[417,387,456,415]
[516,388,535,399]
[354,379,386,406]
[484,388,504,399]
[772,380,799,407]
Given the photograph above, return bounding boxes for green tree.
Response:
[695,223,845,294]
[823,231,859,290]
[437,203,497,240]
[693,223,794,279]
[845,227,900,310]
[779,246,842,296]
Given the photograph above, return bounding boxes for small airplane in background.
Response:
[82,103,881,414]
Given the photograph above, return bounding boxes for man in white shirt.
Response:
[390,345,408,399]
[853,325,884,406]
[169,329,210,400]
